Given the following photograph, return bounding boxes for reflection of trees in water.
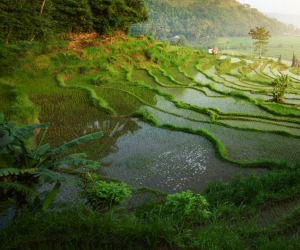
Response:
[83,117,141,160]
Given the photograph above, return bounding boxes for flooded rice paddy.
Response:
[100,121,265,193]
[38,54,300,193]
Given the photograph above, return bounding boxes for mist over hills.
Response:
[131,0,299,45]
[265,13,300,30]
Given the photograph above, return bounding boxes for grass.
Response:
[1,166,300,249]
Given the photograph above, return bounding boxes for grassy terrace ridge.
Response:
[0,35,300,249]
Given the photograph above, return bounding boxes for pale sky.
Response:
[238,0,300,15]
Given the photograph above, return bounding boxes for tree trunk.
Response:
[30,0,47,41]
[40,0,47,15]
[5,28,12,44]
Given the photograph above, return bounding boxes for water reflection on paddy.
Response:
[101,121,265,193]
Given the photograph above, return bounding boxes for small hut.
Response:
[208,47,219,55]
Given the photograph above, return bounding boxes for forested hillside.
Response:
[131,0,298,45]
[0,0,148,44]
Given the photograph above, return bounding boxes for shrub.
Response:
[81,173,132,210]
[272,74,291,102]
[162,191,211,223]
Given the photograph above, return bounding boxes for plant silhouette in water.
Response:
[272,74,291,102]
[0,112,102,213]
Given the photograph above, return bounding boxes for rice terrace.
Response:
[1,0,300,249]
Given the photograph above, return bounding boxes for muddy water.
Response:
[101,120,266,193]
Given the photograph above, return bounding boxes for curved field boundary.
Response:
[56,74,117,115]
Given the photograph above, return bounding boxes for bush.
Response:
[162,191,211,223]
[81,174,132,210]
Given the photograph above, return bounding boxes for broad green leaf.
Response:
[41,181,61,211]
[14,123,48,141]
[35,143,51,156]
[49,132,103,155]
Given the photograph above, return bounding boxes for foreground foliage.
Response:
[0,112,102,213]
[1,167,300,249]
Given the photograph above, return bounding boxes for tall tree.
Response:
[89,0,148,34]
[52,0,94,33]
[248,26,271,57]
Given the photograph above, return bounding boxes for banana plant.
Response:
[0,112,103,213]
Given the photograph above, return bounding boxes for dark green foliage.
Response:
[205,168,300,209]
[52,0,94,33]
[89,0,148,34]
[0,0,148,44]
[0,0,54,44]
[0,113,103,212]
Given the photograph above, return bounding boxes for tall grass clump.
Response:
[9,87,39,123]
[215,57,232,74]
[205,168,300,215]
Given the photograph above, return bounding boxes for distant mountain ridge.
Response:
[131,0,299,45]
[265,13,300,29]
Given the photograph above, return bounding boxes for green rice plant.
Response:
[56,74,116,115]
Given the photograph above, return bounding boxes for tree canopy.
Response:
[248,26,271,57]
[0,0,148,44]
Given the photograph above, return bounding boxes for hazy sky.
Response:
[238,0,300,15]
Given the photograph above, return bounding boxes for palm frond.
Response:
[33,169,65,183]
[1,182,37,197]
[0,168,21,177]
[47,157,100,170]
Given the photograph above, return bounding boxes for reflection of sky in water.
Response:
[101,121,265,193]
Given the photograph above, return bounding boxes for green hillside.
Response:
[131,0,299,45]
